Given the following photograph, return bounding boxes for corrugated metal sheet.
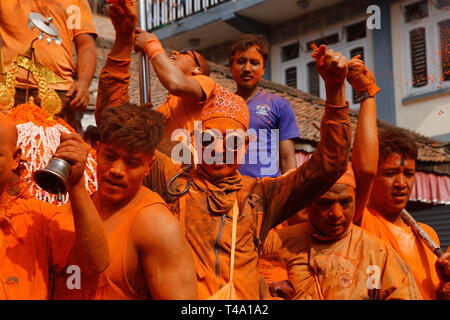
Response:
[411,205,450,252]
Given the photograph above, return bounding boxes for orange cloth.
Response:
[336,163,356,189]
[0,0,97,91]
[258,222,289,284]
[0,198,74,300]
[263,223,421,300]
[361,208,442,299]
[52,188,168,300]
[98,55,352,300]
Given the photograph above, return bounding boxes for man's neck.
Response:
[236,85,260,102]
[368,201,407,227]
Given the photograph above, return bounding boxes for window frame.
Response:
[401,0,450,98]
[278,19,373,110]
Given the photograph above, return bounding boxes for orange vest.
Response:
[53,189,167,300]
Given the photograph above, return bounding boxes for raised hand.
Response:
[347,55,380,97]
[108,0,138,35]
[311,44,348,88]
[54,132,88,187]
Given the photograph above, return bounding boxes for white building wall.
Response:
[390,1,450,138]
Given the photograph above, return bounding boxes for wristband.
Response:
[143,38,165,61]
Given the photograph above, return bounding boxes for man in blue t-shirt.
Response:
[229,34,300,178]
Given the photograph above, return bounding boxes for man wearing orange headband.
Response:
[96,3,352,297]
[262,57,420,300]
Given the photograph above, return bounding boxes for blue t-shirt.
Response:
[238,90,300,178]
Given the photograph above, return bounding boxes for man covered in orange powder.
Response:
[359,127,450,299]
[0,0,97,129]
[262,57,421,300]
[96,0,212,141]
[96,4,352,297]
[0,113,108,299]
[52,103,198,300]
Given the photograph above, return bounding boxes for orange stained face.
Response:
[230,45,265,89]
[96,143,154,206]
[370,153,415,216]
[308,183,355,238]
[199,118,248,179]
[0,116,20,189]
[169,50,199,76]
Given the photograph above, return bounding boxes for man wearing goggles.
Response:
[97,2,352,297]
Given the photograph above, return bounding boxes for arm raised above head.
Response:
[259,46,351,240]
[346,55,380,225]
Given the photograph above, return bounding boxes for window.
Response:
[404,0,429,23]
[409,27,428,87]
[402,0,450,96]
[285,67,297,88]
[306,33,339,52]
[279,19,372,110]
[439,19,450,81]
[307,62,320,97]
[346,21,366,42]
[281,42,299,62]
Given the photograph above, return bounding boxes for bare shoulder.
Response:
[131,202,185,251]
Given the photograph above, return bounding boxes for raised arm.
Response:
[95,0,137,124]
[132,203,198,299]
[346,56,380,224]
[134,29,205,100]
[55,132,109,274]
[259,45,351,241]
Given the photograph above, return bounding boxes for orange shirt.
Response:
[0,0,97,91]
[263,223,421,300]
[52,188,168,300]
[360,208,441,299]
[94,55,215,136]
[157,75,215,138]
[0,198,74,300]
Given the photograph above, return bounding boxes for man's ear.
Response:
[12,147,22,171]
[145,155,156,176]
[192,67,202,76]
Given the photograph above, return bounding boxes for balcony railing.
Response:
[146,0,234,30]
[89,0,234,31]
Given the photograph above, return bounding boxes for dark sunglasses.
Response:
[179,48,201,68]
[201,130,245,152]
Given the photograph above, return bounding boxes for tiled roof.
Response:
[90,16,450,175]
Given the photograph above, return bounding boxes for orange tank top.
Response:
[95,190,168,300]
[53,189,168,300]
